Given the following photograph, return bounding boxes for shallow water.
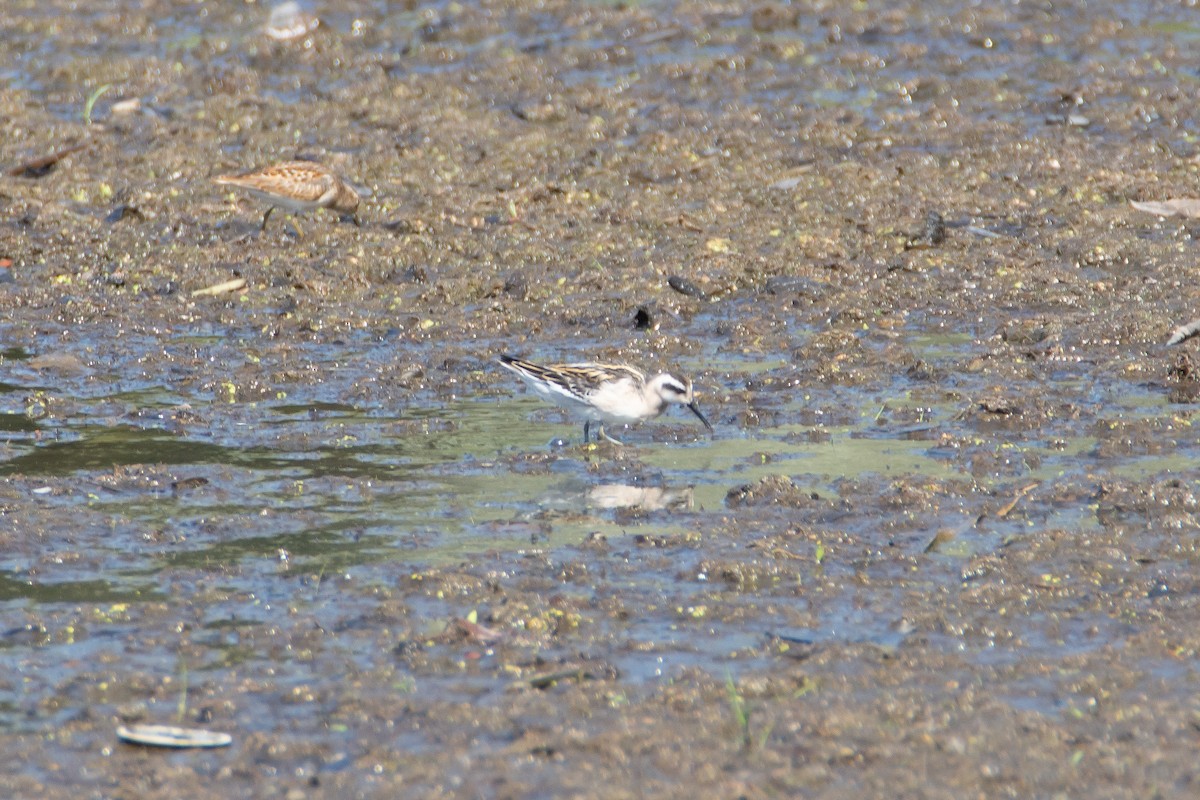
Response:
[5,0,1200,795]
[0,322,1189,605]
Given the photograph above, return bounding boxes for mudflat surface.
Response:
[3,1,1200,797]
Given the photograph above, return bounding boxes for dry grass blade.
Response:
[191,278,247,297]
[1167,319,1200,347]
[1130,199,1200,219]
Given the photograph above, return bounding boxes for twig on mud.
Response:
[996,483,1038,519]
[526,667,606,689]
[191,278,247,297]
[9,142,89,178]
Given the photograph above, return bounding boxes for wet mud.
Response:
[4,0,1200,797]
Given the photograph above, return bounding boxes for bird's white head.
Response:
[649,374,713,432]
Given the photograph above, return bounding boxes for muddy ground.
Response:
[3,0,1200,797]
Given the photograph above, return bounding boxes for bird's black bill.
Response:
[687,402,714,432]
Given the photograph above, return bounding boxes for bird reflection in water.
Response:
[586,483,694,512]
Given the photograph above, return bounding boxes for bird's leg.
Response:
[583,420,591,443]
[260,206,274,231]
[598,425,625,446]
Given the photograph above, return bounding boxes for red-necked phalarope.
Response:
[498,354,713,444]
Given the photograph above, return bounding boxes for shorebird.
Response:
[213,160,360,233]
[497,354,713,444]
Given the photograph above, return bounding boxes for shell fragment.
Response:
[116,724,233,749]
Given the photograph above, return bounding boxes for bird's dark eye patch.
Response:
[662,380,687,397]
